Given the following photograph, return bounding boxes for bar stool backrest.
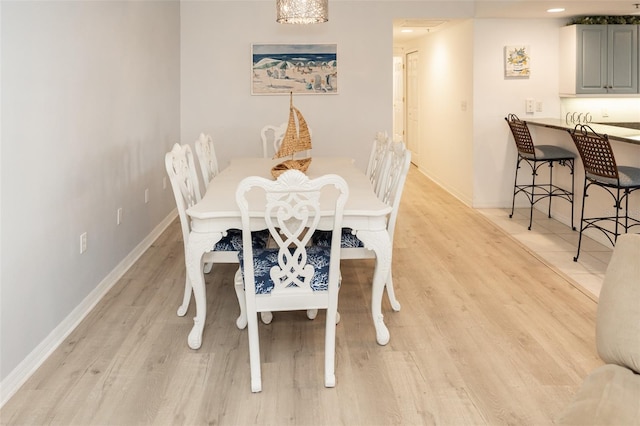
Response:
[569,124,619,182]
[505,113,536,157]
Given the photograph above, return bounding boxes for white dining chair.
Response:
[261,122,312,159]
[260,123,287,158]
[164,143,270,327]
[236,169,349,392]
[314,140,411,311]
[194,133,219,188]
[366,131,392,194]
[194,132,221,275]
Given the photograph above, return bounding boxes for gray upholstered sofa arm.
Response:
[557,234,640,425]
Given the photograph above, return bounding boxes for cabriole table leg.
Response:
[355,229,393,345]
[185,231,222,349]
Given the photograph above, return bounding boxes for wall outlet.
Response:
[117,207,123,225]
[80,232,87,254]
[535,101,543,112]
[525,98,534,113]
[144,188,149,204]
[602,109,609,118]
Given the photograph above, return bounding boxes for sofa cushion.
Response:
[556,364,640,425]
[596,234,640,374]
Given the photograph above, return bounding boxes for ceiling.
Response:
[393,1,640,41]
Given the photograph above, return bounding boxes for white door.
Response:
[392,55,404,143]
[406,50,419,166]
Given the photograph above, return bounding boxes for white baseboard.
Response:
[0,211,177,408]
[415,167,473,207]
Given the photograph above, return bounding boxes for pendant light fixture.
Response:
[276,0,328,24]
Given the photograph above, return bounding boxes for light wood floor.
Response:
[0,166,601,425]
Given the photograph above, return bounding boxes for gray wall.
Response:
[1,0,180,394]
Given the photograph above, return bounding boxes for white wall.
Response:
[394,18,566,207]
[401,20,475,205]
[472,18,566,208]
[1,0,180,398]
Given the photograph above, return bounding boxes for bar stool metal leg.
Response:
[568,158,575,230]
[574,178,589,262]
[548,162,554,219]
[528,160,537,230]
[510,156,521,220]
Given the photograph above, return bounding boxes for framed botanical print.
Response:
[504,45,530,78]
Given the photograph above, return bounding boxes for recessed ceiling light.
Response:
[547,8,565,13]
[401,29,414,33]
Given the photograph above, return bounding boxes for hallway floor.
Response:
[479,207,613,300]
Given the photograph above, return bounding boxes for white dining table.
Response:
[184,157,393,349]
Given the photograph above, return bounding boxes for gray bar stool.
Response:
[504,113,575,230]
[568,124,640,261]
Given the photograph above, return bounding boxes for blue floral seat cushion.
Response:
[214,229,269,251]
[312,228,364,248]
[238,245,332,295]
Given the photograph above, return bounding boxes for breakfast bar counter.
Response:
[513,116,640,250]
[526,118,640,145]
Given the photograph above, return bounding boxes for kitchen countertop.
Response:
[595,122,640,131]
[525,118,640,145]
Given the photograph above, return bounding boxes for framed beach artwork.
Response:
[251,43,338,95]
[504,45,530,78]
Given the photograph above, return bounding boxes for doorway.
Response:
[393,19,449,168]
[392,53,404,143]
[392,49,419,166]
[392,49,419,167]
[404,50,419,166]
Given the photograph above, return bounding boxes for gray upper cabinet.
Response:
[560,24,638,95]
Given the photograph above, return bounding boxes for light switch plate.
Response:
[525,98,534,113]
